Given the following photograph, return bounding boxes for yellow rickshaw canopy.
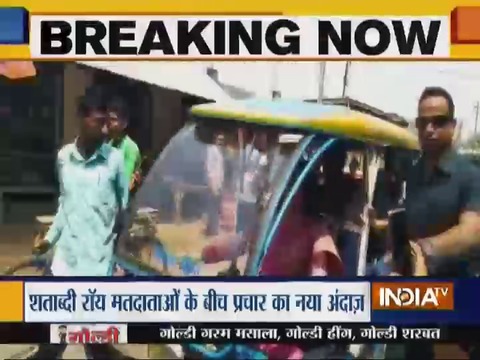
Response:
[191,100,419,150]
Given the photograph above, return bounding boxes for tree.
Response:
[459,133,480,165]
[461,133,480,151]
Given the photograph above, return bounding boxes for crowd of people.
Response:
[23,84,480,359]
[204,130,268,237]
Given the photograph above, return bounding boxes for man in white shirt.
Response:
[205,133,225,236]
[236,141,268,234]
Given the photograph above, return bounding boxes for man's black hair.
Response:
[59,324,67,329]
[418,86,455,119]
[77,89,105,118]
[107,96,129,124]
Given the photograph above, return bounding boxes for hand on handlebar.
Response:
[410,240,428,276]
[367,207,377,222]
[32,236,51,255]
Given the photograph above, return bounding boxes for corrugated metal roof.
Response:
[77,61,234,102]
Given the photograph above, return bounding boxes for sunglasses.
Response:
[415,115,455,129]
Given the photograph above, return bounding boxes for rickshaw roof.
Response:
[191,100,419,150]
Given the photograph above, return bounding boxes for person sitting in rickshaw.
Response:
[257,146,366,359]
[261,144,365,278]
[202,144,365,277]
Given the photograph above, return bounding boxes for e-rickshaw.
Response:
[111,100,418,359]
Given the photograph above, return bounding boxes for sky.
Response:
[342,62,480,139]
[210,62,480,140]
[87,61,480,140]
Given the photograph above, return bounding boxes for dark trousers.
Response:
[237,200,255,234]
[206,192,221,236]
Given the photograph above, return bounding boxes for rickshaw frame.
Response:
[176,100,417,359]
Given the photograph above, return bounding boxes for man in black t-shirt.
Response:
[403,87,480,359]
[406,88,480,277]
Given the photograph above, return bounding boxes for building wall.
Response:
[150,87,185,156]
[2,64,186,223]
[0,63,62,188]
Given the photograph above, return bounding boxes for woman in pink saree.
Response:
[201,146,366,359]
[256,189,344,359]
[201,188,344,360]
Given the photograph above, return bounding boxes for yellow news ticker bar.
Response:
[0,282,24,322]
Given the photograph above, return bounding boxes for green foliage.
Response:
[459,135,480,165]
[460,134,480,152]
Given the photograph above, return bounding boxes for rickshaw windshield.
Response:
[115,120,302,276]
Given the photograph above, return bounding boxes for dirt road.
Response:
[0,224,151,359]
[0,224,36,269]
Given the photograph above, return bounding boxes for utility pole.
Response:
[317,62,327,103]
[342,61,351,98]
[271,64,280,100]
[475,101,479,134]
[342,62,351,108]
[454,120,463,147]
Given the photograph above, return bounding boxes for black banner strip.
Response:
[0,323,479,344]
[127,323,480,344]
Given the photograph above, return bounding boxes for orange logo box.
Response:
[371,282,454,310]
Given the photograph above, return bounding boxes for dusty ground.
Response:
[0,224,39,275]
[0,224,151,359]
[0,225,36,359]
